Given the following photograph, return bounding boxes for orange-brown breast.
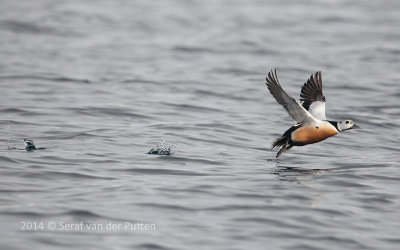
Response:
[291,122,338,145]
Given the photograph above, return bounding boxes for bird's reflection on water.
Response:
[271,165,335,182]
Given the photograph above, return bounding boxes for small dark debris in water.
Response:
[148,143,174,155]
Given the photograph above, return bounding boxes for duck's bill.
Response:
[352,123,361,129]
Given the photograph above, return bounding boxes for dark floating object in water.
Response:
[22,139,46,151]
[148,143,174,155]
[23,139,36,151]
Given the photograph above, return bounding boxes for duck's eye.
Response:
[345,121,349,124]
[339,121,342,124]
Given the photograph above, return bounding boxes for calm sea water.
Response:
[1,0,399,249]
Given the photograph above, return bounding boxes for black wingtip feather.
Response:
[266,69,279,86]
[300,71,325,110]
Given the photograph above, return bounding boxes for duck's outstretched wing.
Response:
[266,69,317,125]
[300,71,326,120]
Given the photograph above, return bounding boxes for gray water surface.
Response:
[1,0,400,249]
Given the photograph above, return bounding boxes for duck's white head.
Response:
[337,120,361,131]
[23,139,35,147]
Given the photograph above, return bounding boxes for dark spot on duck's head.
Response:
[345,121,349,124]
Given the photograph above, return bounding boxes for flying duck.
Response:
[266,69,360,158]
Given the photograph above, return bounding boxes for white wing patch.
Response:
[308,101,326,120]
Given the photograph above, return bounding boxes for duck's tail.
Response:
[272,134,294,158]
